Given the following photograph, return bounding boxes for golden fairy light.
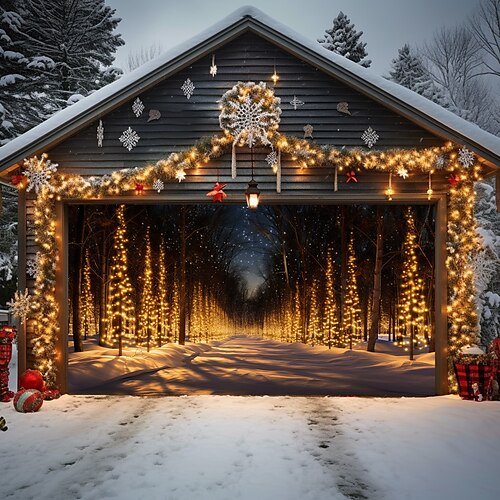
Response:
[18,128,483,387]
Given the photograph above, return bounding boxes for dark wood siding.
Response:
[46,32,447,198]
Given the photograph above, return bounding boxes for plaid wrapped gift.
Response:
[0,327,16,367]
[454,362,496,400]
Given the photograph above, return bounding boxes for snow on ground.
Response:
[68,336,435,396]
[1,394,499,500]
[2,337,499,499]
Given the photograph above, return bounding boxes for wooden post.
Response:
[434,196,448,395]
[55,201,68,393]
[17,190,27,382]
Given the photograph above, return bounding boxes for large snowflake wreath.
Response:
[7,289,32,323]
[23,154,58,193]
[219,81,281,147]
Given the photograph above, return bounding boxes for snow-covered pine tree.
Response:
[0,185,18,304]
[0,0,57,143]
[474,179,500,347]
[0,0,123,143]
[388,44,445,105]
[318,11,371,68]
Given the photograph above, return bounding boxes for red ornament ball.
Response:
[19,369,46,392]
[13,388,44,413]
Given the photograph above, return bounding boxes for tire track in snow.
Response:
[300,397,380,500]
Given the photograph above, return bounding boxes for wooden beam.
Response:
[55,201,68,393]
[434,195,449,395]
[16,190,27,383]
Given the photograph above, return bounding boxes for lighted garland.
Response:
[19,134,482,388]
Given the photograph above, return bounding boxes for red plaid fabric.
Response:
[454,363,496,400]
[0,343,13,366]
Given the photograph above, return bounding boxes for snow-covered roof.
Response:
[0,5,499,175]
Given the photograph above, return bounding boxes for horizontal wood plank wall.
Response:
[47,32,448,199]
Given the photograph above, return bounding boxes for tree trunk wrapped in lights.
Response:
[308,277,321,346]
[157,242,169,346]
[323,248,340,348]
[342,234,362,349]
[80,249,95,340]
[138,227,156,352]
[397,208,428,359]
[102,205,135,354]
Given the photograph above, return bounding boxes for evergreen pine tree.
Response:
[388,44,445,105]
[157,241,169,346]
[323,248,340,348]
[474,180,500,347]
[138,227,156,352]
[80,249,95,339]
[0,0,123,143]
[318,11,371,68]
[342,234,362,349]
[397,209,428,359]
[103,205,135,354]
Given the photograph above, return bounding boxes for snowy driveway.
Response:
[76,336,435,396]
[1,395,499,500]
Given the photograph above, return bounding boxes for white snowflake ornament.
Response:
[181,78,195,99]
[7,288,31,323]
[23,155,58,193]
[458,147,474,169]
[153,179,164,193]
[26,257,39,278]
[97,120,104,147]
[119,127,140,151]
[435,154,446,169]
[266,150,278,167]
[290,96,304,110]
[132,97,145,117]
[397,166,409,179]
[361,127,379,148]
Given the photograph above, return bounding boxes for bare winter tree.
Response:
[422,25,499,134]
[125,42,163,72]
[470,0,500,78]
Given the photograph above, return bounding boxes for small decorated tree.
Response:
[103,205,135,353]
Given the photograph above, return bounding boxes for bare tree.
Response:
[422,25,499,133]
[125,42,162,72]
[470,0,500,78]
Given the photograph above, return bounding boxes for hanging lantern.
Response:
[245,179,260,210]
[246,147,260,209]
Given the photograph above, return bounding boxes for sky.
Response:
[107,0,481,75]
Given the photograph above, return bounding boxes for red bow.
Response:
[346,170,358,183]
[135,183,145,195]
[448,174,460,187]
[11,174,25,186]
[207,182,227,202]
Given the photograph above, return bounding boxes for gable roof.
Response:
[0,5,499,178]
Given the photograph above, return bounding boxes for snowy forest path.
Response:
[83,335,434,396]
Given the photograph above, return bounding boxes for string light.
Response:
[18,132,483,387]
[385,172,393,200]
[271,61,280,85]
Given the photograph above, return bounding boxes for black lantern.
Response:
[245,147,260,209]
